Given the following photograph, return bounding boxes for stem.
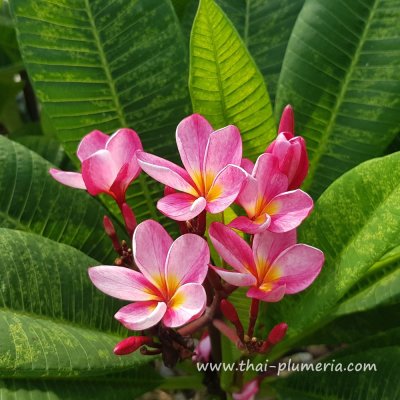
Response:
[247,298,260,337]
[178,292,220,336]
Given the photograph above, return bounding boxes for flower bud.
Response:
[267,322,288,345]
[121,203,137,237]
[220,299,244,339]
[233,378,260,400]
[266,116,308,190]
[278,104,295,136]
[192,332,211,363]
[113,336,152,356]
[103,216,121,253]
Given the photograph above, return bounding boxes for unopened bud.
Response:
[113,336,152,355]
[267,322,288,345]
[278,104,294,136]
[103,216,121,253]
[213,319,244,350]
[121,203,137,237]
[103,215,116,236]
[220,299,244,339]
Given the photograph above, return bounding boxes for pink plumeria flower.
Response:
[209,222,324,302]
[233,378,260,400]
[192,332,211,363]
[88,220,210,330]
[229,153,313,234]
[136,114,247,221]
[50,128,142,205]
[265,105,308,190]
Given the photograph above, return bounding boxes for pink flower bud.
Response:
[233,378,259,400]
[103,215,116,237]
[278,104,295,136]
[113,336,152,355]
[192,332,211,363]
[103,216,121,253]
[267,322,288,345]
[121,203,137,237]
[220,299,244,339]
[266,106,308,190]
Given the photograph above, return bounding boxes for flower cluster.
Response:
[50,105,324,394]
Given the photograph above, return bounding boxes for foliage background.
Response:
[0,0,399,398]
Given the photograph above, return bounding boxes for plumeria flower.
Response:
[209,222,324,302]
[192,332,211,363]
[229,153,313,234]
[265,105,308,190]
[233,378,260,400]
[136,114,247,221]
[50,128,142,205]
[89,220,210,330]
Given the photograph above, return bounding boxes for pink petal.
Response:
[241,158,255,174]
[176,114,213,180]
[228,215,271,235]
[253,153,288,203]
[193,333,211,363]
[252,230,297,267]
[288,137,309,190]
[236,175,258,217]
[49,169,86,190]
[269,135,308,190]
[81,149,118,195]
[278,104,294,136]
[77,130,108,162]
[137,151,196,194]
[210,265,257,287]
[163,283,207,328]
[272,244,324,294]
[106,128,143,182]
[268,189,313,233]
[233,379,260,400]
[247,284,286,302]
[133,220,173,291]
[209,222,256,274]
[203,125,242,175]
[88,266,161,301]
[206,165,247,213]
[165,234,209,293]
[157,193,207,221]
[115,301,167,331]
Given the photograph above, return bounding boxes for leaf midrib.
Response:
[303,0,381,191]
[83,0,158,220]
[203,0,229,125]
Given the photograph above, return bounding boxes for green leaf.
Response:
[13,135,68,166]
[0,135,124,264]
[0,228,157,379]
[10,0,190,224]
[189,0,276,160]
[335,260,400,317]
[0,228,125,335]
[303,303,400,346]
[267,152,400,355]
[217,0,305,103]
[271,343,399,399]
[0,310,141,378]
[0,3,21,64]
[0,77,24,132]
[0,371,162,400]
[276,0,400,197]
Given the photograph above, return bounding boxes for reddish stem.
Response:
[247,298,259,337]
